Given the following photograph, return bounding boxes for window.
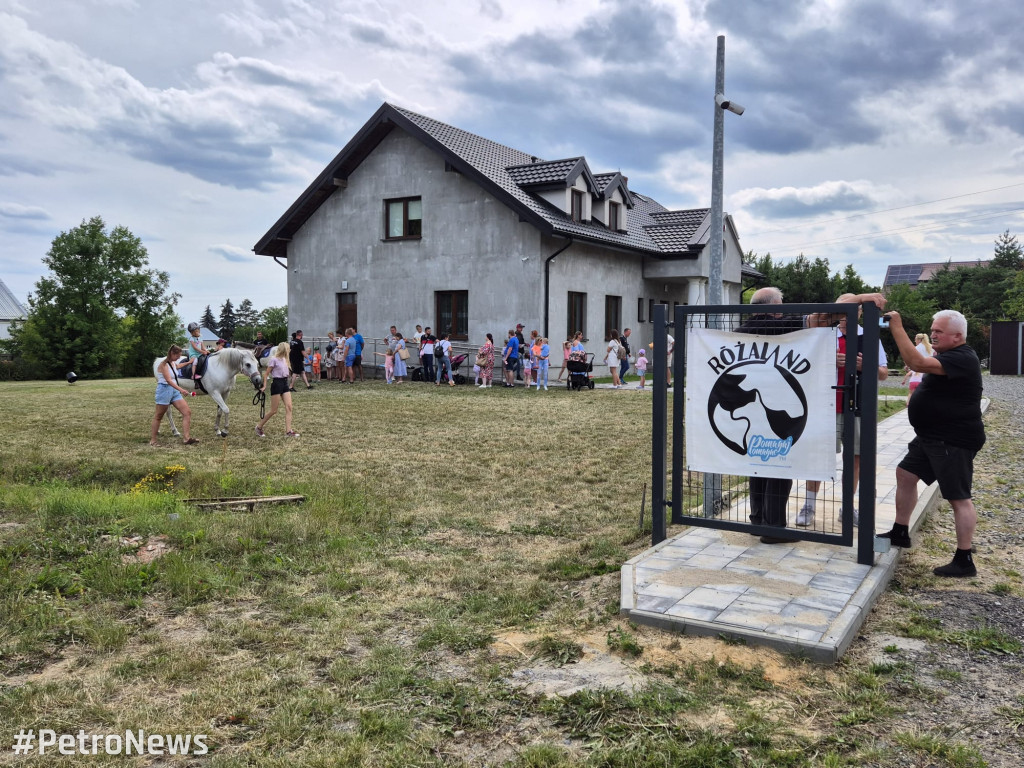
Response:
[608,201,621,231]
[637,298,645,323]
[571,190,585,223]
[436,290,468,340]
[604,295,621,340]
[385,197,422,240]
[568,291,587,339]
[648,299,655,323]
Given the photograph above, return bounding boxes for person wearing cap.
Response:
[215,338,227,351]
[503,330,520,387]
[185,321,208,384]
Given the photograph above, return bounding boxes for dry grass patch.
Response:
[0,377,1009,766]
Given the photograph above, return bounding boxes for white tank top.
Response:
[156,359,175,385]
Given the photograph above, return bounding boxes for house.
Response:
[255,103,753,350]
[884,260,991,289]
[0,277,27,341]
[180,325,221,351]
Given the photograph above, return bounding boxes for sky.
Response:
[2,0,1023,324]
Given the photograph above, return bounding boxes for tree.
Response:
[200,305,218,334]
[882,283,937,366]
[259,305,288,328]
[991,230,1023,270]
[218,299,237,340]
[6,216,180,378]
[834,264,874,297]
[741,252,877,304]
[236,298,259,329]
[1002,270,1024,320]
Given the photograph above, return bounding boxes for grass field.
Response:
[2,376,993,767]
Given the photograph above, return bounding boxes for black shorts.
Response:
[270,377,290,396]
[898,436,977,501]
[353,355,362,366]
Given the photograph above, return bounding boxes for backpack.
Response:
[616,342,627,360]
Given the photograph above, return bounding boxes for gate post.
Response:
[857,302,881,565]
[651,303,669,544]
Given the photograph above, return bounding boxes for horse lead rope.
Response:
[253,389,266,420]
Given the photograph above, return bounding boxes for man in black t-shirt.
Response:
[881,309,984,577]
[289,330,311,391]
[737,287,887,543]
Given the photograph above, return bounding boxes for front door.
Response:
[337,292,357,333]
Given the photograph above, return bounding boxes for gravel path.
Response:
[855,374,1024,767]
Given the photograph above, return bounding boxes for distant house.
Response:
[0,278,27,341]
[884,260,991,289]
[255,103,755,349]
[180,325,220,352]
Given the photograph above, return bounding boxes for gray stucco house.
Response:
[0,277,27,341]
[255,103,751,350]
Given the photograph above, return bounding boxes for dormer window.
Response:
[571,190,585,223]
[608,201,621,231]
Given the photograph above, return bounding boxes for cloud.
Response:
[443,1,704,171]
[0,152,60,177]
[0,14,390,190]
[0,203,51,220]
[478,0,503,21]
[707,0,1024,152]
[734,181,882,219]
[208,244,254,263]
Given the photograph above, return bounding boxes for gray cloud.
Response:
[208,244,254,263]
[738,182,878,219]
[0,203,51,220]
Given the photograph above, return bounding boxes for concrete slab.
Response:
[621,401,990,663]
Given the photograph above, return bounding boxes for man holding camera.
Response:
[880,309,985,577]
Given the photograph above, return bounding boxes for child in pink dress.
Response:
[376,348,395,383]
[635,349,648,389]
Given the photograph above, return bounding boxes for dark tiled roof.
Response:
[506,158,583,186]
[593,173,616,193]
[255,103,725,258]
[0,277,27,320]
[644,208,709,254]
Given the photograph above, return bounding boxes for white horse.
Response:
[154,348,263,437]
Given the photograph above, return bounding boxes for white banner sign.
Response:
[684,326,837,481]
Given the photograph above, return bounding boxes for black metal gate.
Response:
[651,302,882,565]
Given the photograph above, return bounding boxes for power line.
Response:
[761,205,1024,257]
[745,181,1024,237]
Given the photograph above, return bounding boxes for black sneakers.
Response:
[933,558,977,578]
[878,528,912,548]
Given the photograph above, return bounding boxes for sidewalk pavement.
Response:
[620,401,988,663]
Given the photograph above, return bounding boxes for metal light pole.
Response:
[703,34,744,517]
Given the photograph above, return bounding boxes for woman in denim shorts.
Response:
[150,344,198,446]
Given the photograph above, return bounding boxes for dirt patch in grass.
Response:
[118,534,174,564]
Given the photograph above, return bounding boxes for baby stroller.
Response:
[566,352,595,390]
[437,353,468,385]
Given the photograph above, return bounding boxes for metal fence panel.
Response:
[652,302,881,565]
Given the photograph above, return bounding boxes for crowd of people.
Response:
[159,304,989,580]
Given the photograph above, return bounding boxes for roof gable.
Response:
[0,277,27,320]
[254,103,738,260]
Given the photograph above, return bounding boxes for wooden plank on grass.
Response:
[183,494,305,511]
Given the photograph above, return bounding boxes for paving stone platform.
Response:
[620,402,987,663]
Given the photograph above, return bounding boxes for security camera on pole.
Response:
[704,34,743,517]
